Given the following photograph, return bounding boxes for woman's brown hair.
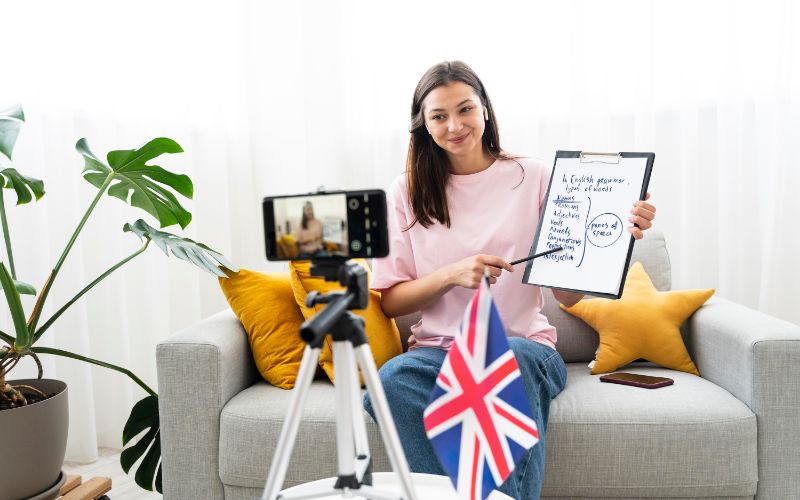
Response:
[301,201,313,229]
[405,60,521,229]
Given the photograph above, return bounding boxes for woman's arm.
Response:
[380,267,453,318]
[380,254,514,318]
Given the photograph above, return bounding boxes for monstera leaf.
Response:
[123,219,238,277]
[121,395,162,492]
[0,168,45,205]
[77,138,192,229]
[0,104,24,161]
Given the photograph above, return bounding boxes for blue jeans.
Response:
[363,337,567,500]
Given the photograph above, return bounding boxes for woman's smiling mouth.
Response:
[449,132,469,144]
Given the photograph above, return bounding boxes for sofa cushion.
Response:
[394,312,421,352]
[543,363,757,498]
[218,362,757,497]
[218,269,306,389]
[219,380,391,489]
[561,261,713,375]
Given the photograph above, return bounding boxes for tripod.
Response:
[261,260,418,500]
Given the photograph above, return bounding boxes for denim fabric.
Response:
[364,337,567,500]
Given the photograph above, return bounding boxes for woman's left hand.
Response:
[627,192,656,240]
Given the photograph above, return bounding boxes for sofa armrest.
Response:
[157,308,259,500]
[687,296,800,499]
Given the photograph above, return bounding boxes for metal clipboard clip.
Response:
[580,152,622,164]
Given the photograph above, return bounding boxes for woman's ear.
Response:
[483,107,489,121]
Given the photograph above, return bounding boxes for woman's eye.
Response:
[461,107,473,113]
[432,115,444,120]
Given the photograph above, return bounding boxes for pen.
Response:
[510,247,564,266]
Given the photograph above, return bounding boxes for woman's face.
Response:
[303,204,314,219]
[421,81,487,159]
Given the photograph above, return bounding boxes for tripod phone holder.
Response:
[261,259,418,500]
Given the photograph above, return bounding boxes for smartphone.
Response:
[263,189,389,261]
[599,372,674,389]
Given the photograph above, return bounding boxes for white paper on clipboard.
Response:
[522,151,652,298]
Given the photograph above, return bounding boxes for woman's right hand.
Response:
[379,254,514,317]
[445,254,514,289]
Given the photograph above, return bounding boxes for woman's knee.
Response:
[377,352,418,387]
[509,338,567,399]
[511,338,558,365]
[374,358,403,403]
[509,338,560,390]
[509,338,546,372]
[507,336,532,354]
[375,351,440,405]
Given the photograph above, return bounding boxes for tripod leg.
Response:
[331,341,356,485]
[347,345,372,485]
[261,345,322,500]
[354,344,419,500]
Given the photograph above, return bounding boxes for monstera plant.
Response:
[0,104,237,492]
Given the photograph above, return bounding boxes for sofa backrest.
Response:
[392,230,671,363]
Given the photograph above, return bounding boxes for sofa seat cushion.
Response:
[219,380,390,489]
[543,363,758,498]
[218,363,757,497]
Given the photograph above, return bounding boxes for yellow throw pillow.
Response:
[561,261,714,376]
[277,234,299,259]
[219,269,306,389]
[288,260,402,384]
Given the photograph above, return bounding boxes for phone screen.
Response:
[263,190,389,261]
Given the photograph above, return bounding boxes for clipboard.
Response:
[521,150,655,299]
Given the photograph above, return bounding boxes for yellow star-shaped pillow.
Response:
[561,261,714,376]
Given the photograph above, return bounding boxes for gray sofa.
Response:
[156,231,800,499]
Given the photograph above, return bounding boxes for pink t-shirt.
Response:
[370,157,557,350]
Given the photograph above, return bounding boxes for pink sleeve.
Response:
[370,176,418,291]
[538,159,551,214]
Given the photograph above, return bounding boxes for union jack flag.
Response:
[423,278,539,500]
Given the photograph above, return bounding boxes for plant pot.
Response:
[0,379,68,500]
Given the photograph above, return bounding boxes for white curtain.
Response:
[4,0,799,462]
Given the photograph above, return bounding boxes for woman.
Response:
[296,201,326,258]
[363,61,655,499]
